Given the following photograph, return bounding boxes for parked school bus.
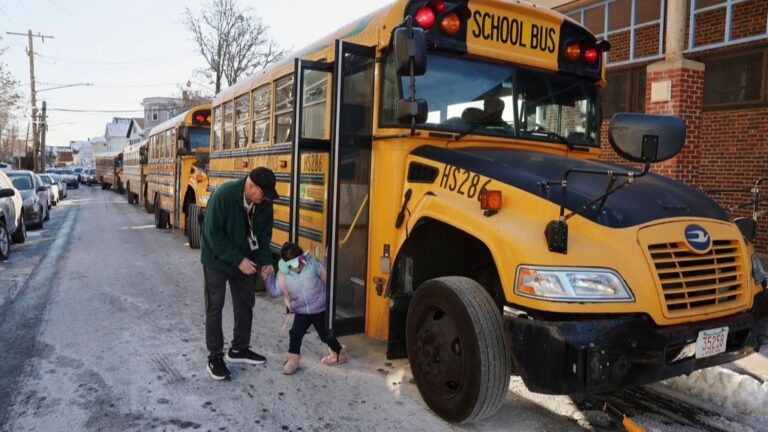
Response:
[145,105,211,248]
[122,142,148,206]
[95,151,123,192]
[209,0,767,423]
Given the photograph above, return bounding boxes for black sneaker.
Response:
[225,348,266,365]
[207,357,231,380]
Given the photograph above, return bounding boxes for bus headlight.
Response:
[515,266,634,302]
[752,254,767,287]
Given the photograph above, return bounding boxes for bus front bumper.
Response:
[505,291,768,394]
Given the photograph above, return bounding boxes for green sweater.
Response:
[200,178,274,275]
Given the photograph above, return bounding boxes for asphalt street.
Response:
[0,186,584,432]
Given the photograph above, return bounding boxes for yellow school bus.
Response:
[145,105,211,248]
[95,151,123,191]
[122,141,147,206]
[209,0,767,423]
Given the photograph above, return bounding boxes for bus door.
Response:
[290,41,375,337]
[174,157,182,229]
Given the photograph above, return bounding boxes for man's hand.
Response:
[260,264,274,281]
[238,258,258,275]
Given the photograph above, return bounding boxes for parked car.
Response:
[51,168,79,189]
[39,174,60,206]
[7,170,49,229]
[82,168,97,186]
[0,170,25,260]
[50,173,67,199]
[72,166,85,182]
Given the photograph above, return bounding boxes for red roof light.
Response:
[584,48,599,64]
[415,6,436,29]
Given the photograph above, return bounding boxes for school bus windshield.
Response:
[381,53,600,147]
[188,128,210,151]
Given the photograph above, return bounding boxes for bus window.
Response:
[212,106,222,151]
[189,128,209,150]
[274,75,294,144]
[235,94,249,148]
[517,69,598,146]
[382,54,516,137]
[300,70,329,140]
[223,101,233,150]
[252,85,271,145]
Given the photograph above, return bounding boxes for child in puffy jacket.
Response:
[277,242,347,375]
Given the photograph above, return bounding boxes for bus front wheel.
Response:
[154,196,168,229]
[187,203,201,249]
[406,276,511,424]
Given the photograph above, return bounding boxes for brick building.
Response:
[554,0,768,252]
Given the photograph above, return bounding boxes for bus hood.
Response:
[412,146,728,228]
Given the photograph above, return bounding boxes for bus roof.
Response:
[95,151,122,158]
[212,0,588,107]
[148,103,212,137]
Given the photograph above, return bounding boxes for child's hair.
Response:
[280,242,303,261]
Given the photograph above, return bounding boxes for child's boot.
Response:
[283,353,300,375]
[321,345,347,366]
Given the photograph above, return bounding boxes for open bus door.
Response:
[290,41,375,337]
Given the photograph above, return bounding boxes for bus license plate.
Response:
[695,327,728,359]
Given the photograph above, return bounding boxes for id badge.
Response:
[248,232,259,251]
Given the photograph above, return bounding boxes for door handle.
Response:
[373,277,385,296]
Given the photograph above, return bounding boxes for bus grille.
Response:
[648,240,746,317]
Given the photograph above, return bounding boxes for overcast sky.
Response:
[1,0,560,148]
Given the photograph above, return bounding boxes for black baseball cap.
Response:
[248,167,279,200]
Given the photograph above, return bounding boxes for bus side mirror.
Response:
[397,99,428,124]
[393,26,426,76]
[393,18,428,128]
[734,217,757,243]
[177,147,190,156]
[608,113,685,163]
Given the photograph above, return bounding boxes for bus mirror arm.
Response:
[393,16,428,132]
[542,163,651,254]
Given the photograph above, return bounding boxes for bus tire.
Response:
[154,196,166,229]
[144,189,153,213]
[187,203,201,249]
[406,276,511,424]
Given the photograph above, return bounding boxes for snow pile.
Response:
[660,366,768,417]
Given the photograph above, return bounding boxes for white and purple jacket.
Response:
[277,256,326,315]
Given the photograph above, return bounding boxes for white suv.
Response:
[0,169,25,260]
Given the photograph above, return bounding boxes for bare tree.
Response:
[175,84,213,111]
[182,0,286,94]
[0,42,21,163]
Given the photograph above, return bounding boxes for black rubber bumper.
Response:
[506,291,768,394]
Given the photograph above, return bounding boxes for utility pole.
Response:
[40,101,47,171]
[6,30,55,173]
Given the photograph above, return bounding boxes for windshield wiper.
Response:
[454,121,487,141]
[528,130,575,150]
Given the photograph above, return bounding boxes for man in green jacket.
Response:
[201,167,277,380]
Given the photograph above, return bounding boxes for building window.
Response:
[703,50,767,109]
[601,67,646,118]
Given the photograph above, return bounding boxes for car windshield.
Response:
[381,53,600,147]
[9,175,32,190]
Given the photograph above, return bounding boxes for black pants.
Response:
[288,312,342,355]
[204,266,256,361]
